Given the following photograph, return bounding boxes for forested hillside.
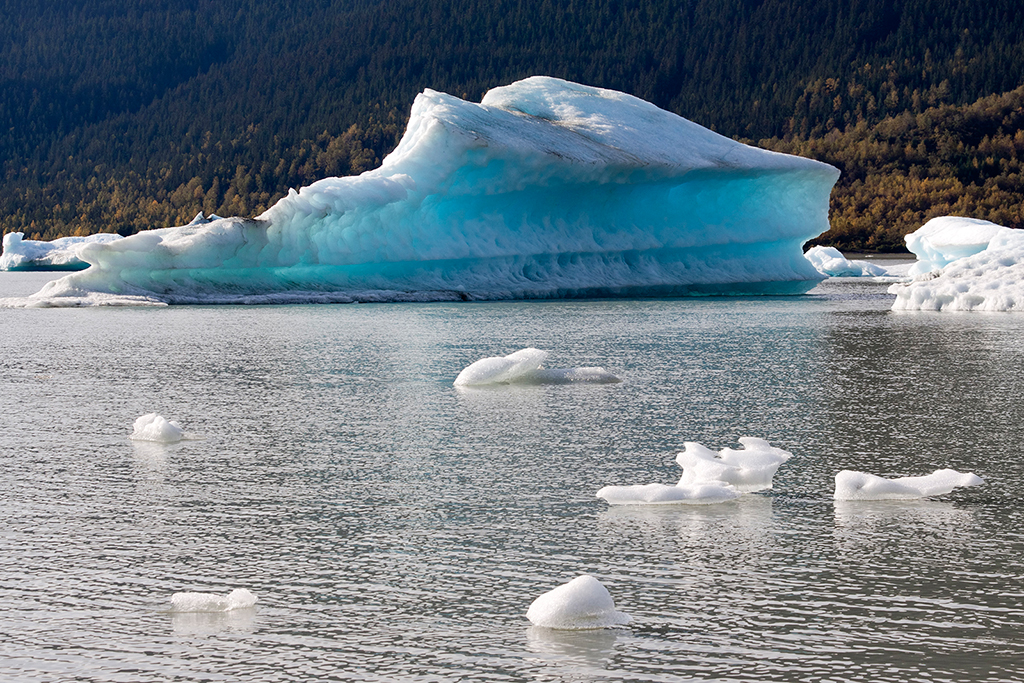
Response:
[3,0,1023,248]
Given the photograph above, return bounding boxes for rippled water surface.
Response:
[2,271,1022,682]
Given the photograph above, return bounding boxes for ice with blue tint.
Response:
[804,246,888,277]
[454,348,620,386]
[5,77,838,307]
[834,469,984,501]
[0,231,123,271]
[904,216,1006,277]
[890,217,1024,311]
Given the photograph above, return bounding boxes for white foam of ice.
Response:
[526,575,632,630]
[129,413,185,443]
[675,437,793,492]
[453,348,620,386]
[833,468,984,501]
[170,588,258,612]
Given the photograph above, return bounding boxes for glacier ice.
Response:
[170,588,258,612]
[890,218,1024,311]
[804,245,888,277]
[130,413,185,443]
[453,348,620,386]
[596,481,739,505]
[0,231,123,271]
[526,575,631,630]
[596,437,789,506]
[903,216,1006,277]
[675,437,792,492]
[834,469,984,501]
[5,76,837,307]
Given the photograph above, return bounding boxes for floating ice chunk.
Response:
[804,246,888,277]
[130,413,185,443]
[526,575,631,630]
[904,216,1006,277]
[170,588,258,612]
[5,76,837,306]
[675,437,793,492]
[0,231,123,271]
[596,481,739,505]
[890,222,1024,311]
[453,348,620,386]
[454,348,548,385]
[833,468,984,501]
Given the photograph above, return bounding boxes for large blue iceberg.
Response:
[13,77,839,306]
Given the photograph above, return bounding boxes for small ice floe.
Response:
[675,438,793,493]
[170,588,258,612]
[453,348,620,386]
[596,481,739,506]
[833,468,984,501]
[130,413,185,443]
[804,246,888,277]
[526,575,631,630]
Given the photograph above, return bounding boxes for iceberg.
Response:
[6,77,837,307]
[903,216,1006,277]
[675,437,792,492]
[834,469,984,501]
[890,218,1024,311]
[129,413,185,443]
[526,575,631,630]
[453,348,620,386]
[596,481,739,505]
[0,231,123,271]
[170,588,258,612]
[803,245,888,277]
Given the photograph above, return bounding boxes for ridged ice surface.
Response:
[4,77,836,306]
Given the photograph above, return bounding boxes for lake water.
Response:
[1,270,1022,682]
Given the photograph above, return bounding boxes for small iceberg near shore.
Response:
[804,246,888,277]
[889,216,1024,311]
[833,468,984,501]
[129,413,186,443]
[454,348,620,386]
[170,588,258,612]
[526,575,631,630]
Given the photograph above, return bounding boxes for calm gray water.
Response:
[1,270,1022,682]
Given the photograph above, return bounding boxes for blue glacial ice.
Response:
[6,77,839,306]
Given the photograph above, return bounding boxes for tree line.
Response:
[2,0,1023,249]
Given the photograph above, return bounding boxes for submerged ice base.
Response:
[9,77,837,306]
